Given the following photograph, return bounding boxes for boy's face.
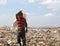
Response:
[17,14,23,18]
[20,14,23,18]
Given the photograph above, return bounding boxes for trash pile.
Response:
[0,27,60,46]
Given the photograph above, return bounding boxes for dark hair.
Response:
[16,11,23,19]
[17,11,23,15]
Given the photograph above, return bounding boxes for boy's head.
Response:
[16,11,23,19]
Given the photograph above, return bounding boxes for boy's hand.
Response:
[25,28,28,33]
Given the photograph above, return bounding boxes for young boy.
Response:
[16,11,28,46]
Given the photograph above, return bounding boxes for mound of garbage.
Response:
[0,27,60,46]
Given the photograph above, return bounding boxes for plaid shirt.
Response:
[16,17,26,29]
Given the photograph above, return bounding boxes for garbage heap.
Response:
[0,27,60,46]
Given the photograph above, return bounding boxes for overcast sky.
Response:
[0,0,60,27]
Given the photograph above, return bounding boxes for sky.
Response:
[0,0,60,27]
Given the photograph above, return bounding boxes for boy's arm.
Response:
[25,20,28,32]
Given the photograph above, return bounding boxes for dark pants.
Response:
[17,29,26,46]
